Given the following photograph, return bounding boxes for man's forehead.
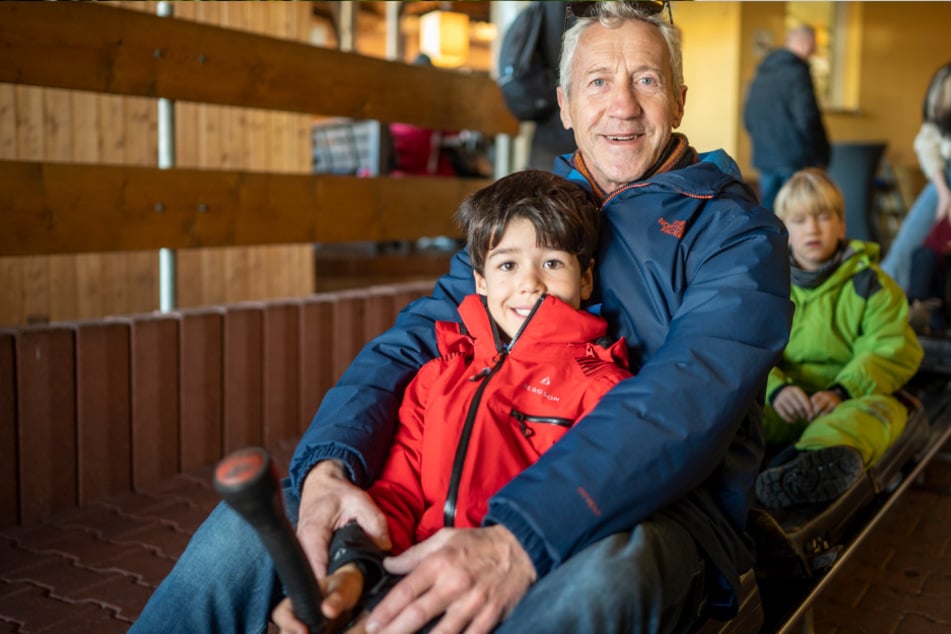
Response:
[574,21,670,71]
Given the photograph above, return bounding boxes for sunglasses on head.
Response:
[567,1,673,24]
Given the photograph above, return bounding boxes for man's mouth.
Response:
[605,133,642,142]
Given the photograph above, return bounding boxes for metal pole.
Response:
[157,1,176,312]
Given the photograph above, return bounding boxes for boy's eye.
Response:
[498,261,515,272]
[544,259,565,270]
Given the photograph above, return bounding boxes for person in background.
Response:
[526,1,577,170]
[388,54,458,177]
[272,169,633,631]
[882,62,951,297]
[743,24,830,211]
[757,168,922,509]
[131,3,792,633]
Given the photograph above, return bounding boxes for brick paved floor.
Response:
[2,393,950,633]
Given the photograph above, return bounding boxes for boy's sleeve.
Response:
[766,366,790,404]
[835,269,923,396]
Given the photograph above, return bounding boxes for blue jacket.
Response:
[743,48,830,172]
[290,150,792,608]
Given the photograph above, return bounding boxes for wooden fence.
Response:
[0,1,516,325]
[0,280,435,529]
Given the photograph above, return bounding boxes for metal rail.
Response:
[776,414,951,634]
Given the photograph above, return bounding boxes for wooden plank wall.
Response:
[0,2,314,327]
[172,1,314,310]
[0,279,435,528]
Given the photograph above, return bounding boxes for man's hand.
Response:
[772,385,814,423]
[363,525,536,634]
[296,461,392,580]
[810,389,843,418]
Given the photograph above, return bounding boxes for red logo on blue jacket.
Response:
[658,218,685,239]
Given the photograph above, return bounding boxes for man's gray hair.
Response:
[559,2,683,99]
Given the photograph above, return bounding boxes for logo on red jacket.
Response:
[658,217,685,239]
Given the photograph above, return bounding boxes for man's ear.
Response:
[557,86,573,131]
[580,259,595,302]
[672,85,687,129]
[473,270,488,295]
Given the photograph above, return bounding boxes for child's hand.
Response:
[272,562,366,634]
[772,385,814,423]
[810,390,843,418]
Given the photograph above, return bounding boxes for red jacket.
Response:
[368,294,632,554]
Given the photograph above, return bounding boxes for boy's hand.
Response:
[773,385,814,423]
[297,461,392,579]
[272,563,366,633]
[810,390,843,417]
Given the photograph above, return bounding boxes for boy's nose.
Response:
[518,270,545,293]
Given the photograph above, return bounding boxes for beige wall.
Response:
[665,1,950,204]
[677,2,744,161]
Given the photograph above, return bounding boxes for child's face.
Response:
[473,217,593,340]
[784,208,846,271]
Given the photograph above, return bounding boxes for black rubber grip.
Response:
[214,447,326,633]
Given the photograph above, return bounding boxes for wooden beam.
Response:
[0,1,518,136]
[0,160,481,256]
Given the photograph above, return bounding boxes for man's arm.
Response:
[486,204,792,576]
[790,64,830,166]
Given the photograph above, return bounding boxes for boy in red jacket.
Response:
[273,169,632,631]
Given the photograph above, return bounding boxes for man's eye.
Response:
[591,78,605,88]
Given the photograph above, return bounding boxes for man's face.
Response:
[784,209,845,271]
[558,20,686,193]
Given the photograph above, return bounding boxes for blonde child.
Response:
[756,167,922,509]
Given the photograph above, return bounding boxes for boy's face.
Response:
[784,209,846,271]
[473,217,593,341]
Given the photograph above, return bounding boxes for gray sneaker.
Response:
[755,446,865,509]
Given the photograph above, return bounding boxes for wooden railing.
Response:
[0,2,516,258]
[0,280,436,529]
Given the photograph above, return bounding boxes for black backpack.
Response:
[497,2,558,122]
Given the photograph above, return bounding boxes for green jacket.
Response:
[768,240,922,401]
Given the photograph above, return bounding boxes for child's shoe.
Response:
[755,446,864,509]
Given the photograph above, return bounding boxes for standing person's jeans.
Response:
[882,165,951,292]
[130,481,711,634]
[757,169,797,212]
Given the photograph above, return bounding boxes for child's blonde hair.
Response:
[773,167,845,222]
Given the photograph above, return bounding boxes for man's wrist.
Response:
[302,459,349,495]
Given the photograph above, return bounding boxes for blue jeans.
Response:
[882,165,951,292]
[757,169,796,212]
[132,482,708,634]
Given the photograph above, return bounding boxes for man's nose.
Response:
[609,83,642,117]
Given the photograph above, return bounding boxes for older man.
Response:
[133,4,791,634]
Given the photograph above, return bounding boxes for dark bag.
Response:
[497,2,558,122]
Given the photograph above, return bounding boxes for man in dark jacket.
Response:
[132,4,792,634]
[744,25,830,211]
